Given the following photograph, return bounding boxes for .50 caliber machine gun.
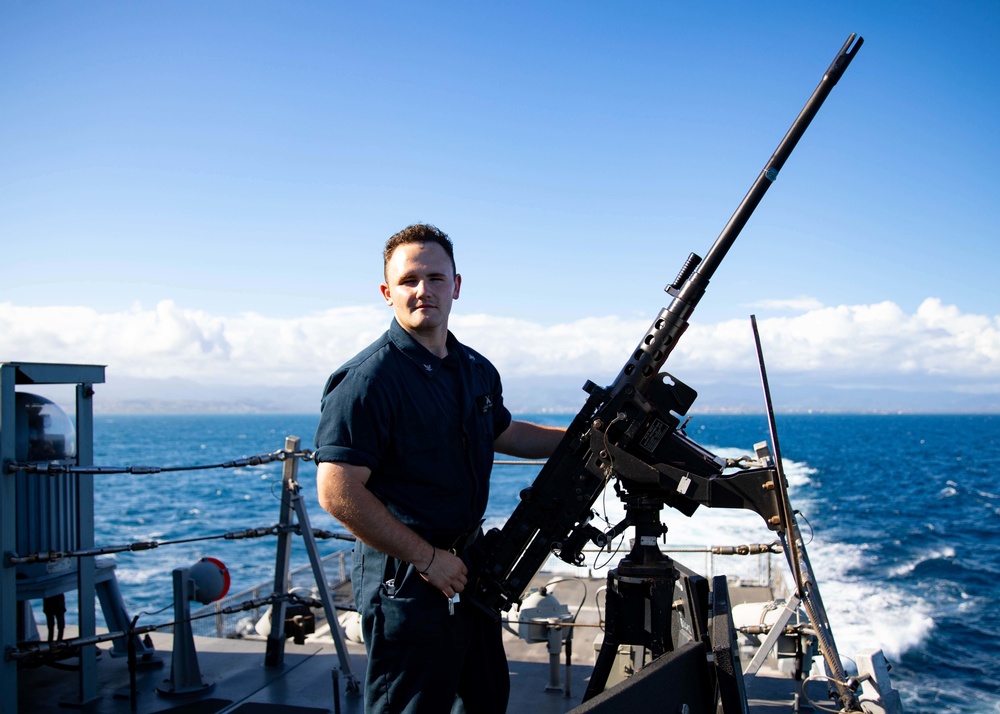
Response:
[469,34,867,713]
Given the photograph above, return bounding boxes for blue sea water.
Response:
[48,413,1000,713]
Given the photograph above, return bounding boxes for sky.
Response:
[2,1,999,412]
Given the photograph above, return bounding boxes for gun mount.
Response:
[469,34,865,711]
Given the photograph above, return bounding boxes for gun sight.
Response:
[667,253,701,296]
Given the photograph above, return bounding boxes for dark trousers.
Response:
[354,540,510,714]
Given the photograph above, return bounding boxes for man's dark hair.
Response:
[384,224,457,279]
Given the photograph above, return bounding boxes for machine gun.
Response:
[469,34,864,712]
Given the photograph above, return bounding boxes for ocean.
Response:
[37,412,1000,713]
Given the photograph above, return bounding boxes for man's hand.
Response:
[416,546,468,599]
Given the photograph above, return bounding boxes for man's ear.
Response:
[380,282,392,306]
[453,273,462,300]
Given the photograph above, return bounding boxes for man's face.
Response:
[380,241,461,337]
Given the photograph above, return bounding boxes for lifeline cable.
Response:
[6,591,321,663]
[5,447,316,475]
[5,525,355,565]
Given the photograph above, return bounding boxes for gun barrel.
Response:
[614,34,863,394]
[698,33,863,281]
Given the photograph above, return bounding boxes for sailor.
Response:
[315,223,564,713]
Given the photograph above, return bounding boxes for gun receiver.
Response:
[470,35,863,615]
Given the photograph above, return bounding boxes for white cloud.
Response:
[1,298,999,391]
[737,299,1000,377]
[0,301,385,386]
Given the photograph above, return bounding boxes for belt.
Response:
[432,521,483,556]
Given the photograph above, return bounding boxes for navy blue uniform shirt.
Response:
[314,319,512,541]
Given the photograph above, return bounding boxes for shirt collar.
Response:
[388,319,463,375]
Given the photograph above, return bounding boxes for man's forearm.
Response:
[495,420,566,459]
[318,466,432,568]
[316,462,468,597]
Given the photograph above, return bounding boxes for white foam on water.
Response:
[804,538,934,662]
[888,544,956,578]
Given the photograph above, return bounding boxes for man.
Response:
[315,224,564,713]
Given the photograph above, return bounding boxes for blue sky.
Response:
[2,2,999,411]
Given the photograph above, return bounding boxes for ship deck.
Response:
[18,573,810,714]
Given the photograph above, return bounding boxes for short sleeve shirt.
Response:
[314,319,512,540]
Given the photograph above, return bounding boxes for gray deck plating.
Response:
[19,574,807,714]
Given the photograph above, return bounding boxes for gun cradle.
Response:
[593,433,782,526]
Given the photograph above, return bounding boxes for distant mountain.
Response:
[506,375,1000,415]
[92,376,319,415]
[84,373,1000,415]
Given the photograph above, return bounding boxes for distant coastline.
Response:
[26,372,999,416]
[90,396,1000,417]
[92,404,1000,416]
